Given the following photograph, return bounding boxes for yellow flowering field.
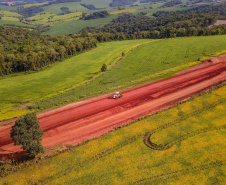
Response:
[0,84,225,184]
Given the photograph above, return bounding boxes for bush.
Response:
[101,64,107,72]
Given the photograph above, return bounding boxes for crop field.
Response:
[0,10,22,17]
[0,82,225,184]
[0,0,193,35]
[43,14,120,36]
[0,10,34,27]
[1,36,226,121]
[0,10,22,26]
[25,12,82,26]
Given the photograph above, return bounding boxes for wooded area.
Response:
[0,4,226,76]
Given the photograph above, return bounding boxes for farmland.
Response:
[0,35,226,122]
[0,0,207,35]
[0,81,225,184]
[25,12,83,26]
[43,14,120,36]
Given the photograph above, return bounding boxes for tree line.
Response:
[0,27,97,76]
[86,4,226,37]
[83,11,110,20]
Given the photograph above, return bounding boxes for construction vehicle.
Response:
[113,92,123,99]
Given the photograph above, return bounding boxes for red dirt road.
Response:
[0,60,226,159]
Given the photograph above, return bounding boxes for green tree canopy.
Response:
[10,113,44,156]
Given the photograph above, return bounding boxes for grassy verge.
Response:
[1,81,225,184]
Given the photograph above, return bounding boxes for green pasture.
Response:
[1,82,225,184]
[82,0,112,8]
[1,36,226,121]
[0,10,34,27]
[0,10,22,17]
[43,14,120,36]
[25,12,82,26]
[0,19,33,27]
[43,2,89,14]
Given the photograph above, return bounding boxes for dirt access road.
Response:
[0,57,226,159]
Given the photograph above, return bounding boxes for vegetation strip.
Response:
[37,135,142,184]
[132,160,226,184]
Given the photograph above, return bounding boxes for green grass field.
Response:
[42,2,97,14]
[0,36,226,121]
[1,82,225,184]
[0,10,34,27]
[42,14,120,36]
[25,12,82,26]
[0,19,34,27]
[0,10,22,17]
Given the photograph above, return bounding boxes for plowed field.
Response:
[0,58,226,160]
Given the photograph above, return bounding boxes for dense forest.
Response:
[86,4,226,37]
[0,27,97,75]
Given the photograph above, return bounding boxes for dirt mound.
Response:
[210,54,226,63]
[0,61,225,160]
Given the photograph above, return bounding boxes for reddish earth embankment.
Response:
[0,60,226,160]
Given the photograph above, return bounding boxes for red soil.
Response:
[0,60,226,160]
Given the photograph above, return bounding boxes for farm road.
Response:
[0,58,225,159]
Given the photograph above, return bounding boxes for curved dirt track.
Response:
[0,60,226,159]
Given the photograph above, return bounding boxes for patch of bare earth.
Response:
[214,20,226,26]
